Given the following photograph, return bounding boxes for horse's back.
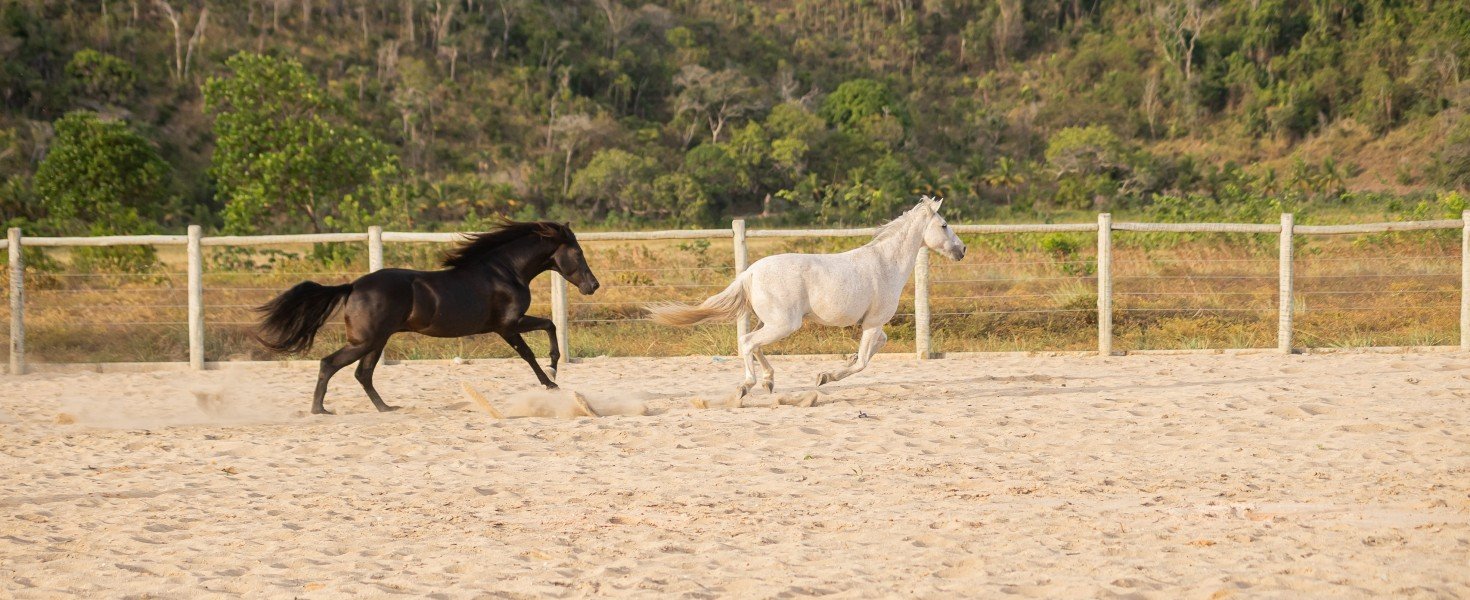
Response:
[350,268,421,302]
[746,252,878,327]
[391,268,527,336]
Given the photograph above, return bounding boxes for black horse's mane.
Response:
[442,220,571,268]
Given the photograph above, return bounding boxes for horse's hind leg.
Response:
[737,319,800,397]
[354,339,398,412]
[753,348,775,393]
[312,343,374,415]
[818,327,887,385]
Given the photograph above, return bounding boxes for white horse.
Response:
[648,196,967,397]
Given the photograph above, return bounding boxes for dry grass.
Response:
[0,230,1460,364]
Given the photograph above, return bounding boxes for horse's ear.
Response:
[534,221,562,240]
[928,196,944,212]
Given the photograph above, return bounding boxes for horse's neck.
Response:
[476,237,554,284]
[864,214,927,284]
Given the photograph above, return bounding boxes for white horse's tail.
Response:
[647,274,750,326]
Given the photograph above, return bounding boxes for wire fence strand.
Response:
[11,227,1466,362]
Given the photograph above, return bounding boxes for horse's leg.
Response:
[312,343,374,415]
[737,319,800,397]
[511,316,558,382]
[500,331,557,389]
[753,347,775,393]
[354,337,398,412]
[818,327,887,385]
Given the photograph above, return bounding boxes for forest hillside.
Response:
[2,0,1469,236]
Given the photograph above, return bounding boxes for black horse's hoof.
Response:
[375,405,401,413]
[545,384,559,390]
[311,408,334,415]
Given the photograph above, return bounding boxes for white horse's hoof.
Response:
[736,384,751,398]
[762,380,774,394]
[817,373,832,386]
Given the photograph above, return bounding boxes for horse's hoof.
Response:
[736,385,750,398]
[762,381,774,394]
[311,407,334,415]
[376,405,401,413]
[817,373,832,386]
[545,383,559,390]
[548,368,558,382]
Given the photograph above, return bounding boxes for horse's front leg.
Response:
[512,316,558,382]
[818,327,887,385]
[500,331,558,389]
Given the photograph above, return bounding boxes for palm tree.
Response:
[983,156,1027,205]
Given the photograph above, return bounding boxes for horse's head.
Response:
[918,196,966,261]
[549,223,601,295]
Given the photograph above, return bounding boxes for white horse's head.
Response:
[917,196,965,261]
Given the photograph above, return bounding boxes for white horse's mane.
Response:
[865,197,938,247]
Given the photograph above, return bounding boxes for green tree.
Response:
[65,50,137,105]
[673,65,762,145]
[982,156,1026,205]
[819,79,907,131]
[35,112,169,231]
[203,52,396,234]
[764,102,827,179]
[682,143,748,214]
[569,148,656,216]
[1045,125,1135,209]
[0,4,64,116]
[651,173,712,225]
[33,111,171,269]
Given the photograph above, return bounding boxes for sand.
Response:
[1,351,1468,598]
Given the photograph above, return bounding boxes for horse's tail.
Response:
[647,274,751,327]
[254,281,353,354]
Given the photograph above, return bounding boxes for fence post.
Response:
[1278,213,1294,354]
[1462,210,1469,351]
[7,227,22,375]
[368,226,383,272]
[1096,213,1112,356]
[914,250,932,359]
[732,219,749,352]
[551,272,570,363]
[187,225,204,370]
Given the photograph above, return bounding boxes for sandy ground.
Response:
[1,351,1468,598]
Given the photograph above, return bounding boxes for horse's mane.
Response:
[442,220,571,268]
[864,200,934,247]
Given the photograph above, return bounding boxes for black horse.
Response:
[255,221,600,414]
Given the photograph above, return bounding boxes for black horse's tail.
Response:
[254,281,353,355]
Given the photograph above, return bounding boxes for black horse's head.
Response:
[442,220,600,294]
[547,223,600,295]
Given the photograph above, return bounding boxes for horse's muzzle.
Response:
[577,276,601,295]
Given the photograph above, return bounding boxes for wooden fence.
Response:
[4,212,1470,374]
